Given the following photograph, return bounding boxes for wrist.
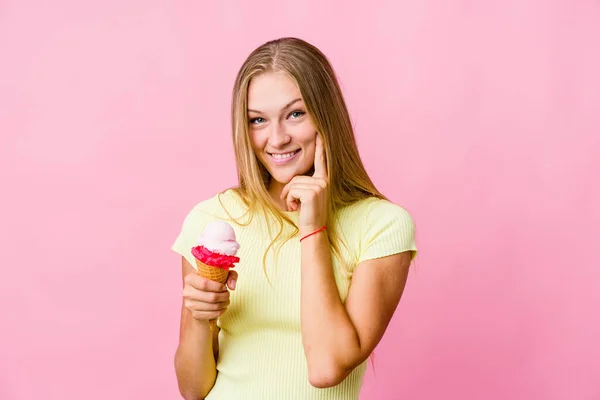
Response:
[190,318,212,334]
[300,225,328,242]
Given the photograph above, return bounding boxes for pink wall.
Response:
[1,1,599,399]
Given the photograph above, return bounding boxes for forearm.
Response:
[300,230,363,386]
[174,317,218,399]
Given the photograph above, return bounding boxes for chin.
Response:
[268,166,311,185]
[269,171,295,185]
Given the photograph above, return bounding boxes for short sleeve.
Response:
[357,200,418,264]
[171,200,219,269]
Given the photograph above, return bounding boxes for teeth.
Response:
[271,151,297,159]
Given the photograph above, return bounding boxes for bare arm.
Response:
[281,134,413,388]
[174,257,233,399]
[300,232,412,388]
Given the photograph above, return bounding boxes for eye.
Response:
[288,110,305,119]
[249,117,265,125]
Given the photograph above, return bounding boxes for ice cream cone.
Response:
[191,221,241,332]
[195,259,229,331]
[195,259,229,283]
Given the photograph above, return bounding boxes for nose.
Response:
[268,121,291,148]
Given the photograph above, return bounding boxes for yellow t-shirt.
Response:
[172,189,417,400]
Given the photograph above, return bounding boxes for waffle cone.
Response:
[195,259,229,283]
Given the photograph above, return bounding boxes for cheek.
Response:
[304,147,316,164]
[249,131,266,152]
[289,121,316,143]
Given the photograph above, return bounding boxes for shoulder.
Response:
[188,188,245,215]
[343,197,418,263]
[337,197,415,228]
[180,188,248,228]
[365,198,415,228]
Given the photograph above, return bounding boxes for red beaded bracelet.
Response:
[300,226,327,242]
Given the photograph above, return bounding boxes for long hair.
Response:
[224,37,386,276]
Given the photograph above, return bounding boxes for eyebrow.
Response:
[247,98,303,114]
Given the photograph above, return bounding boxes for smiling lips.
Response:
[268,149,301,165]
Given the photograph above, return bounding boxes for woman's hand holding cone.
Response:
[183,270,238,322]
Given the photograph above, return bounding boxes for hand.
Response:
[182,270,238,322]
[280,133,329,234]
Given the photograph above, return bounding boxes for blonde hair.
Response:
[224,37,386,277]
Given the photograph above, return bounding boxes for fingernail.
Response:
[231,279,237,290]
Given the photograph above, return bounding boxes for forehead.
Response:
[247,71,302,111]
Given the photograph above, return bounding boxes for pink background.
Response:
[1,1,599,399]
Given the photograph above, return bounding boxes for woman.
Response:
[172,37,418,400]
